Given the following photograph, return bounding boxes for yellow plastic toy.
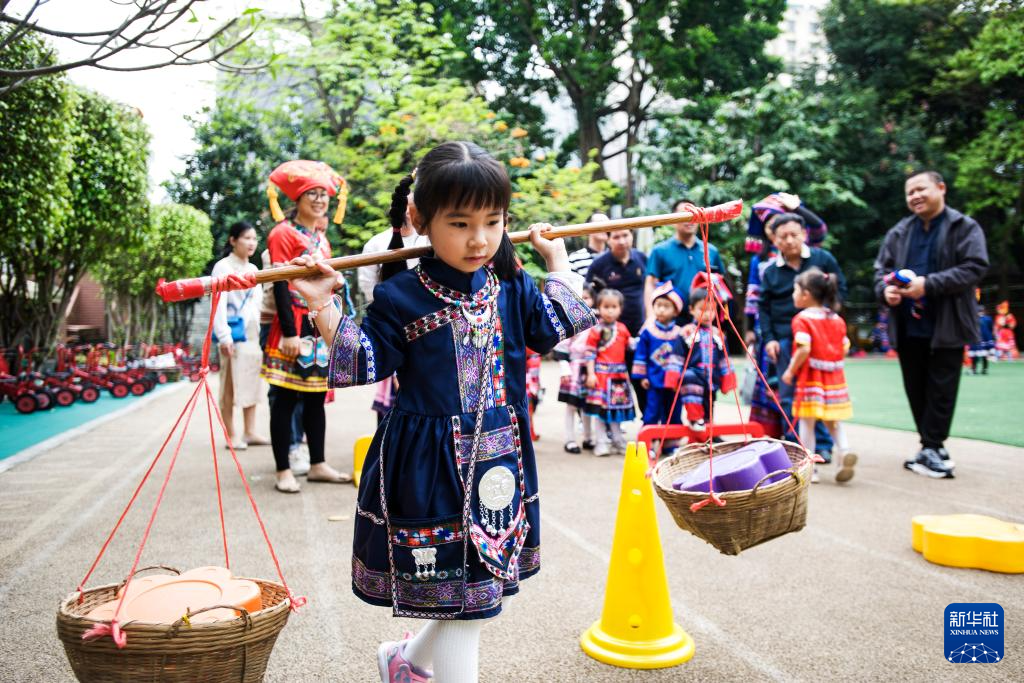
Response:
[580,441,695,669]
[912,514,1024,574]
[352,435,372,488]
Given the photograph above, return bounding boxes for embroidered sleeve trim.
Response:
[359,329,376,384]
[544,276,596,337]
[794,331,812,345]
[540,292,567,341]
[328,315,362,388]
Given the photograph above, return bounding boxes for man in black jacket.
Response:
[874,170,988,478]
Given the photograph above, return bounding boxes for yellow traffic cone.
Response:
[352,435,372,488]
[580,441,695,669]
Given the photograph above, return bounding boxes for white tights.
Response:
[798,418,849,456]
[563,405,592,444]
[403,597,513,683]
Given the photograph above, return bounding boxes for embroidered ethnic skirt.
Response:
[261,314,330,392]
[792,359,853,421]
[583,361,636,423]
[351,398,540,621]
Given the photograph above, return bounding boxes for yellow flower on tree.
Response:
[509,156,530,168]
[379,124,398,136]
[493,121,509,132]
[510,127,528,139]
[485,112,497,119]
[400,114,414,122]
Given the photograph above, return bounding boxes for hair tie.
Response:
[823,273,830,280]
[410,167,417,181]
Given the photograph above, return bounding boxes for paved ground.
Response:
[1,362,1021,682]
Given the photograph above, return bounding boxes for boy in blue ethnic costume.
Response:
[291,142,595,682]
[679,288,737,429]
[631,281,686,426]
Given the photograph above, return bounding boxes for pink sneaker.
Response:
[377,631,433,683]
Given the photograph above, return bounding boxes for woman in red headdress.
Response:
[262,160,353,492]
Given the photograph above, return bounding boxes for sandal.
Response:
[563,441,581,454]
[307,464,354,484]
[275,476,301,494]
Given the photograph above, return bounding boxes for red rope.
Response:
[80,287,305,648]
[86,370,207,647]
[205,377,230,569]
[75,377,206,599]
[644,202,813,513]
[205,379,307,612]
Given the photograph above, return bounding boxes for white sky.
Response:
[5,1,295,199]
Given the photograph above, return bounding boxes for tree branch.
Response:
[0,0,260,95]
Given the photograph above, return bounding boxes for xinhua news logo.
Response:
[945,603,1003,663]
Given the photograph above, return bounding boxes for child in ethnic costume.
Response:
[678,288,737,430]
[584,288,636,456]
[631,281,685,426]
[782,268,857,484]
[293,142,595,683]
[968,304,994,375]
[262,160,352,492]
[994,300,1018,360]
[556,286,596,452]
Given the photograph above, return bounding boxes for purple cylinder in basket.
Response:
[672,440,793,493]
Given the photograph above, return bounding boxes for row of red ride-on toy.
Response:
[0,343,213,415]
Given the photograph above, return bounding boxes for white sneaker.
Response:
[289,444,311,476]
[811,466,820,484]
[594,442,611,457]
[225,440,247,451]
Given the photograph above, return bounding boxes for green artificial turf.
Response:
[844,357,1024,447]
[0,382,181,462]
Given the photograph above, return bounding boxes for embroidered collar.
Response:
[420,256,488,295]
[681,323,725,350]
[642,319,681,340]
[289,220,323,256]
[774,243,811,267]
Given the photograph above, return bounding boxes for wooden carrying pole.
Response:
[156,199,743,303]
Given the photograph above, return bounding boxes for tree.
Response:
[186,3,619,274]
[0,27,73,348]
[0,0,266,96]
[95,203,213,345]
[437,0,787,205]
[165,97,302,261]
[0,28,151,350]
[636,80,939,302]
[319,81,617,253]
[939,7,1024,292]
[824,0,1023,296]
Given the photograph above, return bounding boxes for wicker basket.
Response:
[651,438,812,555]
[56,575,291,683]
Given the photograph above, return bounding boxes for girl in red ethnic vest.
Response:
[782,267,858,484]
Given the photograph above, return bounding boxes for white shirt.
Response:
[212,253,259,343]
[358,229,431,303]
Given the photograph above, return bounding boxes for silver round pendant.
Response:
[478,466,516,511]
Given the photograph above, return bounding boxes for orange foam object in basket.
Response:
[85,566,262,624]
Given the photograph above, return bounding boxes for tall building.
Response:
[766,0,830,82]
